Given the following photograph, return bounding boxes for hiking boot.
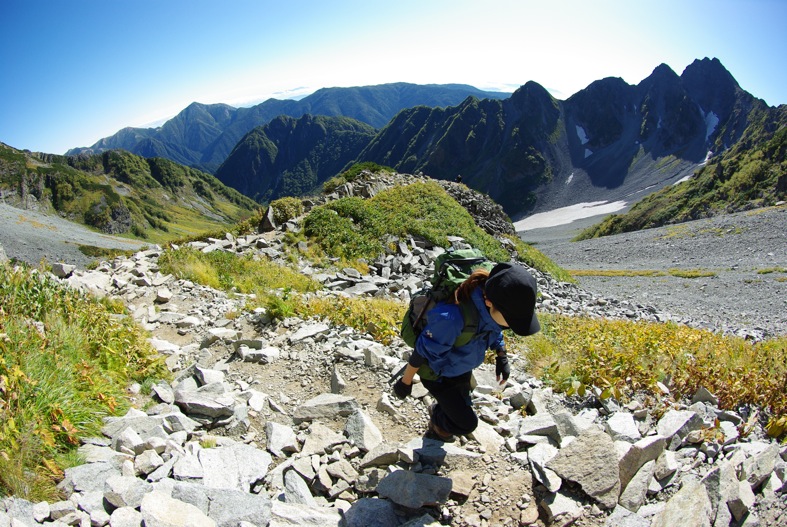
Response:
[424,417,456,443]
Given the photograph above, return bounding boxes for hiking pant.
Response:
[422,371,478,436]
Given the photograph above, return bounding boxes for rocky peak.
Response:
[681,57,741,121]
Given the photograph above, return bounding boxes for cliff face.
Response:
[356,59,779,219]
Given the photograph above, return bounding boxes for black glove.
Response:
[495,354,510,383]
[393,379,412,399]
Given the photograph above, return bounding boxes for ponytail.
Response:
[454,268,490,304]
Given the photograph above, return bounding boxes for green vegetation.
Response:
[0,263,170,500]
[158,247,320,296]
[0,144,258,244]
[303,180,510,262]
[757,266,787,275]
[78,245,139,260]
[269,196,305,225]
[569,269,717,279]
[520,313,787,437]
[322,162,394,194]
[576,115,787,240]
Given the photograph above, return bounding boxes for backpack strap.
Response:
[454,299,480,347]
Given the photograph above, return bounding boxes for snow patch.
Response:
[584,148,593,159]
[575,125,589,145]
[514,200,628,231]
[705,111,719,142]
[566,173,574,185]
[698,150,714,167]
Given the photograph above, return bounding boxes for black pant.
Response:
[422,371,478,436]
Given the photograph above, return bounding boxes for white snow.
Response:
[575,125,589,145]
[514,200,628,231]
[584,148,593,158]
[673,174,693,185]
[705,111,719,142]
[566,173,574,185]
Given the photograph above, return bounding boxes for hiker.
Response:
[393,262,540,442]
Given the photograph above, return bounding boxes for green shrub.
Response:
[303,181,509,262]
[0,263,170,500]
[270,196,305,225]
[520,313,787,437]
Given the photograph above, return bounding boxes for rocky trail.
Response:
[1,176,786,527]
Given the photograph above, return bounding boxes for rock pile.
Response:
[2,175,785,526]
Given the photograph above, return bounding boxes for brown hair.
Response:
[454,268,490,304]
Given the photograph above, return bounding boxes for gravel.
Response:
[0,203,146,268]
[526,205,787,338]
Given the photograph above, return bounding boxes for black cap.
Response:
[484,263,540,336]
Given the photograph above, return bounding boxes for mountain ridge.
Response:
[66,83,510,173]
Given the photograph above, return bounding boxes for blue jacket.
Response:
[415,287,505,378]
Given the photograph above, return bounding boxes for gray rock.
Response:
[51,262,76,278]
[174,389,236,418]
[376,470,452,509]
[344,409,383,452]
[540,491,583,526]
[547,428,621,510]
[109,506,143,527]
[104,475,153,509]
[139,491,216,527]
[618,460,655,511]
[300,422,347,456]
[198,443,272,492]
[58,461,123,495]
[605,505,651,527]
[517,413,560,442]
[269,501,342,526]
[283,470,318,507]
[656,410,703,444]
[651,479,712,527]
[605,412,642,443]
[265,421,300,458]
[528,443,562,492]
[292,393,359,423]
[742,442,780,489]
[618,435,666,491]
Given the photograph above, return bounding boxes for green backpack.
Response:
[400,248,494,378]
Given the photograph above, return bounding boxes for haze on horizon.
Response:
[1,0,785,155]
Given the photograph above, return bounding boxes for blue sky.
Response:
[2,0,785,155]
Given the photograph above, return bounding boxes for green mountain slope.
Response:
[215,115,377,203]
[0,143,259,242]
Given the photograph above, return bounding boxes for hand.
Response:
[393,378,412,399]
[495,354,510,385]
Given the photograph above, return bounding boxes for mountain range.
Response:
[66,84,509,174]
[64,58,785,226]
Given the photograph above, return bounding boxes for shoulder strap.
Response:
[453,300,480,347]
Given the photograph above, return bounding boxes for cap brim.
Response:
[507,312,540,336]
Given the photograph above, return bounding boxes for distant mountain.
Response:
[351,58,782,220]
[215,115,377,203]
[0,143,258,239]
[67,83,510,173]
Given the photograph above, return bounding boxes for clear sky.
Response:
[2,0,785,155]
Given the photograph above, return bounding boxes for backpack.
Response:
[400,248,495,350]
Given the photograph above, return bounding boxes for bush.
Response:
[270,196,305,225]
[0,263,170,500]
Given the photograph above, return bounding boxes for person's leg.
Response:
[422,372,478,436]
